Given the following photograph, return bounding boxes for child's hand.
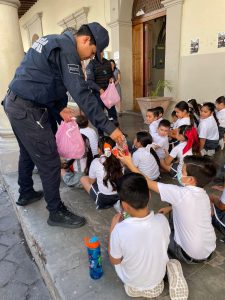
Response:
[110,213,123,232]
[117,151,132,165]
[158,206,172,215]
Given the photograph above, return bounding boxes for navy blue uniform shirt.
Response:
[9,32,115,134]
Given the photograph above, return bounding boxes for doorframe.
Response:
[132,8,166,111]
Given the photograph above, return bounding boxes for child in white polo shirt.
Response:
[76,115,99,157]
[146,108,161,136]
[152,119,170,160]
[109,172,188,299]
[215,96,225,149]
[132,131,160,180]
[198,102,219,156]
[119,154,217,264]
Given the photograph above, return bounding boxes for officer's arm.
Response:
[59,53,115,134]
[86,61,102,93]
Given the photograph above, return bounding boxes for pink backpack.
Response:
[100,82,120,109]
[55,120,85,159]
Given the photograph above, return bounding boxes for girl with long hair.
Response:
[161,125,199,177]
[80,136,123,209]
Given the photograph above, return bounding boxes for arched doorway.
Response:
[132,0,166,111]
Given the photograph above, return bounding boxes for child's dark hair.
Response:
[154,106,164,116]
[147,108,160,118]
[118,173,149,209]
[183,155,217,188]
[188,99,200,116]
[158,119,170,128]
[76,25,96,45]
[109,59,117,68]
[202,102,219,126]
[76,115,88,128]
[178,125,200,154]
[175,101,195,126]
[136,131,160,166]
[171,110,177,118]
[215,96,225,105]
[98,136,123,191]
[81,134,93,175]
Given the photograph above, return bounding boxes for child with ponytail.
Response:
[198,102,219,156]
[160,125,199,177]
[80,136,123,209]
[132,131,160,180]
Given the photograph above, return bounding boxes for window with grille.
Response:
[132,0,163,19]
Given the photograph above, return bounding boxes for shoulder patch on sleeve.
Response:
[68,64,80,75]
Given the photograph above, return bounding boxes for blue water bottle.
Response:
[84,236,103,279]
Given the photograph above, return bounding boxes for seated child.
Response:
[188,98,200,126]
[154,106,164,122]
[119,154,217,264]
[132,131,160,180]
[210,173,225,238]
[169,111,179,151]
[215,96,225,149]
[76,115,99,157]
[171,101,193,139]
[61,134,93,187]
[171,110,179,129]
[146,108,160,136]
[152,119,170,160]
[198,102,219,156]
[80,136,123,209]
[160,125,199,177]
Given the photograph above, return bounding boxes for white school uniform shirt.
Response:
[132,146,160,180]
[169,141,192,173]
[80,127,98,156]
[198,116,219,140]
[73,157,87,173]
[216,108,225,128]
[220,189,225,204]
[89,156,117,195]
[110,212,170,289]
[152,133,169,159]
[173,117,190,129]
[149,119,161,136]
[158,183,216,259]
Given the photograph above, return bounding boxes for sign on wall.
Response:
[218,32,225,48]
[190,38,199,54]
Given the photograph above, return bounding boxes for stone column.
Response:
[162,0,185,99]
[107,0,134,111]
[0,0,24,173]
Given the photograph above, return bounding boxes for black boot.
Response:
[47,208,86,229]
[16,190,44,206]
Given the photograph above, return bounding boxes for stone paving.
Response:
[0,181,51,300]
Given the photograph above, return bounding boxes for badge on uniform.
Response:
[68,64,80,75]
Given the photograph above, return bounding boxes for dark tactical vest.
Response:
[93,58,113,90]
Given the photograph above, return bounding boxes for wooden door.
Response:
[132,23,144,111]
[144,22,152,97]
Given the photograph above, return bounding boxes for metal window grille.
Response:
[133,0,163,18]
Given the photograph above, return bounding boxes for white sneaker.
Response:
[124,281,164,298]
[167,259,188,300]
[113,200,121,213]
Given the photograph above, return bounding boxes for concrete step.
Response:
[2,173,170,300]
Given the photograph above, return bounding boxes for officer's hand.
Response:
[99,89,105,95]
[110,128,124,145]
[60,107,76,122]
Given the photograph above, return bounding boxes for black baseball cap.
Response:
[86,22,109,62]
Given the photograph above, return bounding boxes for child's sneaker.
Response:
[167,259,188,300]
[124,281,164,298]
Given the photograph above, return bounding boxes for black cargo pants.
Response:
[3,91,61,213]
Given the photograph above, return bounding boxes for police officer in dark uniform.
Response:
[86,52,118,134]
[2,23,124,229]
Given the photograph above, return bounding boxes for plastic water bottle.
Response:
[84,236,103,279]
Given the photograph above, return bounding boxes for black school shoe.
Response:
[47,204,86,228]
[16,190,44,206]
